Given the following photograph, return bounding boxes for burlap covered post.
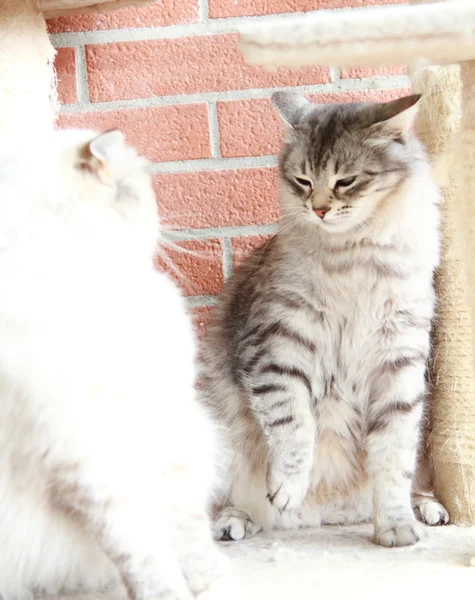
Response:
[410,0,475,524]
[0,0,56,142]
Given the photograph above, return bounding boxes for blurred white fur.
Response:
[0,129,229,600]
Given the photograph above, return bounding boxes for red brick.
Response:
[218,88,411,158]
[341,66,406,79]
[155,168,280,230]
[232,235,273,269]
[86,35,331,103]
[218,98,284,158]
[190,306,214,339]
[56,104,211,163]
[209,0,407,18]
[155,239,223,296]
[47,0,198,33]
[55,47,77,105]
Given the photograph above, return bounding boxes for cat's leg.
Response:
[48,443,201,600]
[211,458,273,541]
[164,476,232,597]
[367,355,428,548]
[412,442,450,526]
[245,353,316,512]
[56,481,193,600]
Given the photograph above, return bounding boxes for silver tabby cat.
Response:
[200,92,449,548]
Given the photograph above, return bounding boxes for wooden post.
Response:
[0,0,56,142]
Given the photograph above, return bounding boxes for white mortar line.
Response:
[75,46,90,104]
[186,295,219,307]
[162,223,278,241]
[221,237,234,280]
[207,102,222,158]
[58,76,410,112]
[199,0,209,21]
[152,155,278,174]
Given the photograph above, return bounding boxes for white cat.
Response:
[0,129,229,600]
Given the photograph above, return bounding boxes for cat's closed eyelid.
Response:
[295,176,313,188]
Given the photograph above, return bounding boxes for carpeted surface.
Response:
[50,525,475,600]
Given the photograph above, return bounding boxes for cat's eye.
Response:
[295,177,313,189]
[335,176,357,188]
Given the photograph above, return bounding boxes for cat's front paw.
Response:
[373,518,425,548]
[195,576,241,600]
[266,469,309,511]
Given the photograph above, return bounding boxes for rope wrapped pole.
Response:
[410,0,475,526]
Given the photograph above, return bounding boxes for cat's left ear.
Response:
[372,94,421,135]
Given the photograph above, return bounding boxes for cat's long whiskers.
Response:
[159,239,216,261]
[155,245,201,295]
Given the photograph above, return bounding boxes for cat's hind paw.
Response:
[414,497,450,526]
[212,507,261,541]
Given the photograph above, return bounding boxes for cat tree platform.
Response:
[48,525,475,600]
[38,0,155,18]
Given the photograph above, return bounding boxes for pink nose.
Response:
[314,208,329,219]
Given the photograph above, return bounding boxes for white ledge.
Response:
[37,0,156,18]
[240,1,475,69]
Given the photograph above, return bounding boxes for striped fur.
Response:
[200,93,449,548]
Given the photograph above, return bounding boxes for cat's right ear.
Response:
[89,130,125,163]
[272,91,310,128]
[85,130,125,185]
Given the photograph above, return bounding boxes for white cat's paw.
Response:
[0,588,34,600]
[195,576,241,600]
[416,498,450,526]
[373,518,425,548]
[213,507,260,541]
[266,470,309,511]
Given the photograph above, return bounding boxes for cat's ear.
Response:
[89,129,125,163]
[371,94,421,134]
[85,130,124,185]
[272,91,311,128]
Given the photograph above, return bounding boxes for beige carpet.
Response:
[51,524,475,600]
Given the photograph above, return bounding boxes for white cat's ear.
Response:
[84,130,124,185]
[373,94,421,134]
[272,91,311,128]
[89,129,125,163]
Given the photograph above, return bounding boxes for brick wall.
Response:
[49,0,408,336]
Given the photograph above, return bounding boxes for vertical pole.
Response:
[0,0,57,142]
[410,0,475,524]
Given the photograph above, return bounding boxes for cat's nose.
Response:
[314,208,329,219]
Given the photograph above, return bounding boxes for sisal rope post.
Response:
[0,0,57,143]
[410,0,475,526]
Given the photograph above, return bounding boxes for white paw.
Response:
[195,576,241,600]
[213,508,260,541]
[0,589,34,600]
[416,499,450,526]
[373,519,425,548]
[266,470,309,511]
